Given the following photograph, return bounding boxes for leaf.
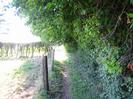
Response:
[46,2,55,10]
[130,0,133,5]
[127,13,133,18]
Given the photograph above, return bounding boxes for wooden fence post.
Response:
[52,48,55,71]
[42,55,49,93]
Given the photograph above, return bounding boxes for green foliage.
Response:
[127,13,133,18]
[64,42,77,53]
[73,16,100,49]
[67,49,122,99]
[127,13,133,28]
[67,61,91,99]
[48,61,63,99]
[130,0,133,5]
[12,0,133,99]
[97,45,122,74]
[33,89,47,99]
[12,0,130,47]
[13,60,34,76]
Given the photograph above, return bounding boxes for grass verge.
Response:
[48,61,63,99]
[12,60,63,99]
[32,60,63,99]
[13,60,34,77]
[65,60,91,99]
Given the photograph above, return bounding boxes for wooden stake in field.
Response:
[42,55,49,93]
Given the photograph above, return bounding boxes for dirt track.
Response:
[61,66,70,99]
[0,59,41,99]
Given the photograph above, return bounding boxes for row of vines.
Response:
[0,42,44,58]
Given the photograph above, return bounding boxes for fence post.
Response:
[42,55,49,93]
[52,48,55,71]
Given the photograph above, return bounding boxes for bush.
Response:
[67,49,122,99]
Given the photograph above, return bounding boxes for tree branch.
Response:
[118,54,133,65]
[103,6,126,40]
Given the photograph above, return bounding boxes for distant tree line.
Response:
[0,42,45,59]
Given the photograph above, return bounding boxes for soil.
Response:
[0,57,42,99]
[61,65,70,99]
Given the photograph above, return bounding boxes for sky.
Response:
[0,0,41,44]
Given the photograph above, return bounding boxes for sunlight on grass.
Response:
[0,60,25,75]
[0,60,26,99]
[10,59,43,99]
[13,60,34,76]
[33,89,47,99]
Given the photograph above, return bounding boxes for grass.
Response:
[13,60,34,77]
[33,89,47,99]
[12,59,63,99]
[33,60,63,99]
[12,59,48,99]
[65,60,91,99]
[48,60,63,99]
